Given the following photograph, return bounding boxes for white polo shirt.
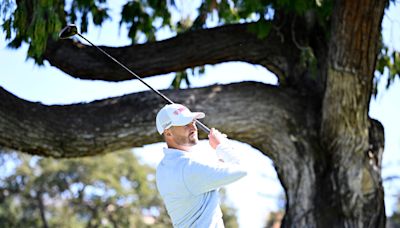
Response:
[156,142,247,228]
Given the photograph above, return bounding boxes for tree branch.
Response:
[0,82,311,159]
[44,23,297,82]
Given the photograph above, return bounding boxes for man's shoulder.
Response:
[157,153,191,172]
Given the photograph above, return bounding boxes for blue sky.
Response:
[1,1,400,227]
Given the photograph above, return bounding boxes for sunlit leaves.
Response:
[1,0,65,63]
[67,0,110,33]
[1,0,110,63]
[375,45,400,96]
[120,0,171,43]
[1,0,334,65]
[171,70,189,89]
[170,66,205,89]
[0,0,15,21]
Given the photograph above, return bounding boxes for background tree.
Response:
[0,150,171,227]
[1,0,399,226]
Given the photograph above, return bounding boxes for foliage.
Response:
[171,70,190,89]
[119,0,170,43]
[0,150,171,227]
[1,0,66,63]
[0,0,331,63]
[1,0,398,88]
[375,44,400,95]
[170,66,205,89]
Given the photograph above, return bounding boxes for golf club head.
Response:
[59,24,78,39]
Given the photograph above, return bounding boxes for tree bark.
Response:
[279,0,387,227]
[44,21,301,85]
[0,82,307,158]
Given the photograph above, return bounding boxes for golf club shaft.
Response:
[76,34,211,134]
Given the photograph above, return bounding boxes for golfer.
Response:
[155,104,247,227]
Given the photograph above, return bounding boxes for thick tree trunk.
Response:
[279,0,387,227]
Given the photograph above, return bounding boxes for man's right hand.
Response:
[208,128,227,149]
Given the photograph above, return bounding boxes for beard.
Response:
[188,132,199,145]
[175,131,198,146]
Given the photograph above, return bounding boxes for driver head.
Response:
[59,24,78,39]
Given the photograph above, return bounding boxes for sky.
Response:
[0,1,400,227]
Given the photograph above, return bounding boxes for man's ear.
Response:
[164,129,172,137]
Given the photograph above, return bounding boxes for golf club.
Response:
[59,24,210,134]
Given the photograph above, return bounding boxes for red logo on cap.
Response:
[173,107,187,115]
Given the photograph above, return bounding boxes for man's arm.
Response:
[182,128,247,195]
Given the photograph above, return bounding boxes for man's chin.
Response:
[189,137,198,145]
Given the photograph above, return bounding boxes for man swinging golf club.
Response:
[59,25,246,226]
[155,104,248,227]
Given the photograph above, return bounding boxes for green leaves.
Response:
[170,66,205,89]
[0,0,15,21]
[67,0,110,33]
[2,0,65,63]
[1,0,335,64]
[1,0,111,63]
[171,70,189,89]
[120,0,171,43]
[374,46,400,96]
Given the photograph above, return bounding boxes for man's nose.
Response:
[190,121,197,130]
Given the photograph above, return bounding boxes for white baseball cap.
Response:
[156,104,205,134]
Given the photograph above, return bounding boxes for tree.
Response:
[0,150,172,227]
[1,0,398,226]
